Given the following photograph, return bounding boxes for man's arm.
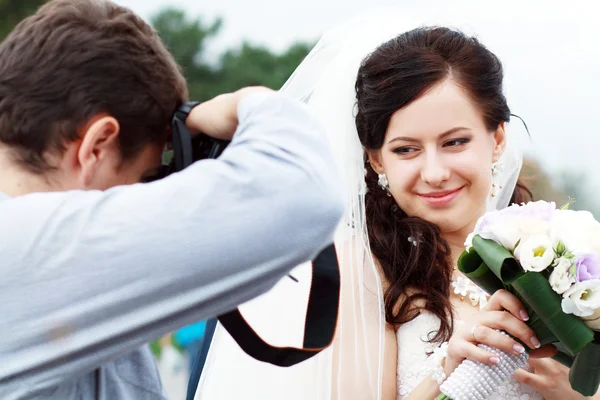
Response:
[0,92,344,388]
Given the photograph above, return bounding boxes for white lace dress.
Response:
[396,312,542,400]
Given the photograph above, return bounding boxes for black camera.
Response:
[153,101,230,180]
[170,102,230,170]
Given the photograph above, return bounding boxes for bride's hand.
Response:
[443,289,554,377]
[513,358,599,399]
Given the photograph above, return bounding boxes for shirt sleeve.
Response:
[0,92,345,388]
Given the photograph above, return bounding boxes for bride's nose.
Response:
[420,151,450,187]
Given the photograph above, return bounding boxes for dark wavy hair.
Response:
[355,27,532,342]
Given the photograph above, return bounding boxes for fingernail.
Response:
[520,310,529,321]
[531,337,541,348]
[513,344,525,354]
[489,356,500,364]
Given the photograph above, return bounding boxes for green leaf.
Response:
[555,240,566,256]
[560,197,576,210]
[510,272,594,355]
[457,249,504,295]
[569,335,600,396]
[525,311,556,347]
[552,350,575,368]
[471,235,524,284]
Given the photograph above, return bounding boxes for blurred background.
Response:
[2,0,597,397]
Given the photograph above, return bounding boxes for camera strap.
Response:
[216,243,340,367]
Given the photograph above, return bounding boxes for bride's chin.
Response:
[424,211,471,234]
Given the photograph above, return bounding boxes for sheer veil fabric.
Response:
[195,11,523,400]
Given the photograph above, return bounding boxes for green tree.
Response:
[151,8,222,100]
[211,41,312,97]
[0,0,47,40]
[150,7,312,101]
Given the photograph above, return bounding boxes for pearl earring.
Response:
[491,162,503,198]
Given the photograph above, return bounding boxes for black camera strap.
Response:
[217,243,340,367]
[185,244,340,400]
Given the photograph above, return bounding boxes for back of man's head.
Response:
[0,0,188,174]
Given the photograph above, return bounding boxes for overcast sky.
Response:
[114,0,599,188]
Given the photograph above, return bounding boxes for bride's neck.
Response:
[444,234,466,270]
[442,221,478,271]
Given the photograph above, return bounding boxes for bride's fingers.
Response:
[479,311,540,350]
[469,325,527,356]
[447,339,500,366]
[483,289,529,323]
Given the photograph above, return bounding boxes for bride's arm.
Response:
[403,376,442,400]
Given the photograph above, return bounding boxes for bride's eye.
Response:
[392,146,419,155]
[444,138,471,148]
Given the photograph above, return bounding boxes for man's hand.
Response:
[186,86,274,140]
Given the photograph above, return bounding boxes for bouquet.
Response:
[436,200,600,400]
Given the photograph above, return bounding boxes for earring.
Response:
[491,162,503,198]
[377,173,391,196]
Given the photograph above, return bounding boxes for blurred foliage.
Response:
[151,8,222,100]
[150,7,313,101]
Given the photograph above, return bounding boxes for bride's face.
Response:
[368,79,506,234]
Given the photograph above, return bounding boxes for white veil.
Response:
[195,10,524,400]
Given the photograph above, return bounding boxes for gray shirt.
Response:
[0,92,344,399]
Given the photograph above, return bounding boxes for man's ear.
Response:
[77,115,120,187]
[491,122,507,163]
[366,149,385,174]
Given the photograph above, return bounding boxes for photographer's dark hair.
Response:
[355,26,532,342]
[0,0,188,173]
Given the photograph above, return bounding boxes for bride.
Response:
[194,13,594,400]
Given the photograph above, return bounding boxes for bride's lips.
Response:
[417,187,464,206]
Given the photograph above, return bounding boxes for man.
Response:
[0,1,343,399]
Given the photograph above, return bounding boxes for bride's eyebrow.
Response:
[386,127,471,145]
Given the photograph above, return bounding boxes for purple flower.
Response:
[499,200,556,221]
[576,252,600,281]
[475,201,556,234]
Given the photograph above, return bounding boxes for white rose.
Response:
[518,234,555,272]
[549,257,576,294]
[561,279,600,318]
[551,210,600,256]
